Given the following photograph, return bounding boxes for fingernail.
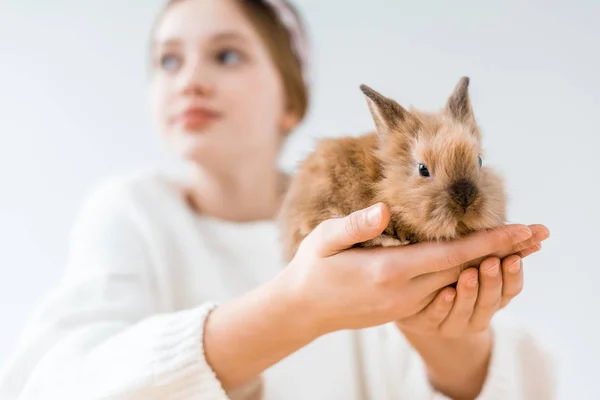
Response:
[515,228,532,243]
[467,277,479,288]
[365,204,381,227]
[486,263,500,277]
[509,259,522,274]
[445,293,456,302]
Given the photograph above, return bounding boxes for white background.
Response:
[1,0,598,398]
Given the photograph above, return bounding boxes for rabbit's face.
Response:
[361,77,507,241]
[379,114,506,241]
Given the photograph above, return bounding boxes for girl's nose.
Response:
[178,60,214,97]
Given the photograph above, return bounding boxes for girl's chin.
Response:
[165,130,239,165]
[166,131,211,159]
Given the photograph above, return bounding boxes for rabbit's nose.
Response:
[449,179,478,208]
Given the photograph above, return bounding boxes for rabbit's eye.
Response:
[419,164,430,177]
[478,156,483,168]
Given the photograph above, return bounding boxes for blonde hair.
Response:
[153,0,310,125]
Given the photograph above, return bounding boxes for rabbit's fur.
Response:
[279,77,506,262]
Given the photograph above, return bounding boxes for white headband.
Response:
[260,0,310,86]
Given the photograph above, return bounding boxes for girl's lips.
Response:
[173,107,222,130]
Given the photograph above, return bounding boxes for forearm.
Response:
[400,327,493,400]
[203,273,317,392]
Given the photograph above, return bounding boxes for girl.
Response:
[0,0,554,399]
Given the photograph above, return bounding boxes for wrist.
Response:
[403,328,492,369]
[400,328,493,398]
[265,271,323,342]
[399,324,491,345]
[202,273,318,391]
[272,258,340,338]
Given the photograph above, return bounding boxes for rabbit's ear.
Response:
[445,76,476,126]
[360,84,416,139]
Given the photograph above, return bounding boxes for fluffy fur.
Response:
[278,77,507,262]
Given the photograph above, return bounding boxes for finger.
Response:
[470,257,503,331]
[412,289,442,315]
[416,240,540,295]
[400,287,456,334]
[408,229,544,292]
[411,265,463,295]
[509,224,548,257]
[517,242,542,259]
[309,202,390,257]
[499,255,524,309]
[402,224,533,277]
[421,287,456,331]
[514,224,550,247]
[445,224,549,271]
[439,268,479,337]
[406,224,549,279]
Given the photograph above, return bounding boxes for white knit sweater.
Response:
[0,170,556,399]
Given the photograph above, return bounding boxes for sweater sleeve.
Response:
[463,318,557,400]
[380,318,557,400]
[0,179,232,399]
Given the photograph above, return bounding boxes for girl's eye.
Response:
[418,164,431,177]
[478,156,483,168]
[216,49,243,65]
[160,54,181,71]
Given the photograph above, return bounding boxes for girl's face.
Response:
[149,0,297,166]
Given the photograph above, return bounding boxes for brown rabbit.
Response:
[278,76,507,262]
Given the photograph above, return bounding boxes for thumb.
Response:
[311,202,390,258]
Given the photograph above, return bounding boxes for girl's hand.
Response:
[281,202,546,338]
[395,251,539,338]
[391,245,548,400]
[202,202,547,392]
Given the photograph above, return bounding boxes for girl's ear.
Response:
[279,106,300,136]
